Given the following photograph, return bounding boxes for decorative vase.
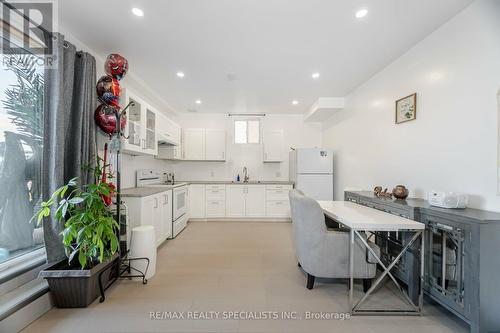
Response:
[392,185,409,200]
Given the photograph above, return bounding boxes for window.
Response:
[234,119,260,144]
[0,52,45,265]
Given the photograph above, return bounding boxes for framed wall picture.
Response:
[395,93,417,124]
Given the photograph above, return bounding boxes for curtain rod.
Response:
[228,113,266,117]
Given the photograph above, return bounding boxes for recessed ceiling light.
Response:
[176,71,185,78]
[292,100,299,105]
[195,100,202,104]
[355,8,368,19]
[312,72,320,79]
[131,7,144,17]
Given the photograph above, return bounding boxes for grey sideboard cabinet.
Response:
[344,191,500,333]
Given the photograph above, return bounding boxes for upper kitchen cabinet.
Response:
[183,128,206,160]
[183,128,226,161]
[263,130,284,162]
[117,88,158,156]
[157,112,181,146]
[205,129,226,161]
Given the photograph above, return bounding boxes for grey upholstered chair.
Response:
[289,189,380,291]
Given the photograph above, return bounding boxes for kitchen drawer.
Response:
[266,200,291,218]
[206,200,226,218]
[266,184,293,192]
[266,185,292,201]
[205,184,226,192]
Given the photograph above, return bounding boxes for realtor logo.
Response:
[1,0,57,67]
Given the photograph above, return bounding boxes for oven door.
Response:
[173,186,188,220]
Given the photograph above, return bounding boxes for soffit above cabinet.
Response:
[304,97,345,122]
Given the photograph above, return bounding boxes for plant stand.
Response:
[97,255,149,303]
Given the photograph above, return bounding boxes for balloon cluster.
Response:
[94,54,129,136]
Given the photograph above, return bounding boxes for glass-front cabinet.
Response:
[422,213,470,320]
[119,88,158,156]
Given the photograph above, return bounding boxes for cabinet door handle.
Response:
[154,198,158,208]
[222,152,225,159]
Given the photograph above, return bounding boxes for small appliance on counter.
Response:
[429,191,469,209]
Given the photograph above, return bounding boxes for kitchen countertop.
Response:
[178,180,294,185]
[122,181,293,197]
[120,187,174,197]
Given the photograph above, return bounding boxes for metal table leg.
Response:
[349,229,424,315]
[349,229,354,312]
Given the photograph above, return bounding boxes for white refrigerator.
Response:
[289,148,334,200]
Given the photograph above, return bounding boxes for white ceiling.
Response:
[59,0,473,114]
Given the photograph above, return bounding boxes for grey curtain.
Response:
[42,33,97,263]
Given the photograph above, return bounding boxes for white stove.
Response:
[136,169,188,238]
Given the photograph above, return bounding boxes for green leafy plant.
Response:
[34,158,119,269]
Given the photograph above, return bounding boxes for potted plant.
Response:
[35,157,119,308]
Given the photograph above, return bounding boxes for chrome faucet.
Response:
[243,167,249,182]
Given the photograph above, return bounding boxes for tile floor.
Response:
[22,221,469,333]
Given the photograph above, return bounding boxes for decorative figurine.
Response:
[392,185,409,200]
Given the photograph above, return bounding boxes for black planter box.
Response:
[39,253,119,308]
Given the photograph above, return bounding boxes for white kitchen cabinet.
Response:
[205,129,226,161]
[157,112,181,146]
[205,185,226,218]
[118,88,158,156]
[183,129,205,160]
[265,185,292,218]
[263,130,284,162]
[188,184,206,218]
[122,190,173,247]
[245,185,266,217]
[156,144,182,160]
[226,185,246,217]
[225,185,266,218]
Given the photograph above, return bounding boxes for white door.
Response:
[122,92,144,154]
[296,148,333,174]
[150,196,163,245]
[226,185,246,217]
[245,185,266,217]
[205,129,226,161]
[183,129,205,160]
[188,185,205,218]
[142,196,155,228]
[296,174,334,200]
[144,107,157,155]
[263,131,284,162]
[161,191,173,239]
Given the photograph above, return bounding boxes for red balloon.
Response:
[96,75,121,107]
[94,104,126,135]
[104,54,128,80]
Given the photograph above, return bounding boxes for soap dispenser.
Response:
[236,174,240,182]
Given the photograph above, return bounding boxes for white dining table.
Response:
[318,200,426,316]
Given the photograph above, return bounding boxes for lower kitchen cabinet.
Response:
[266,200,290,218]
[186,183,293,220]
[265,185,292,218]
[188,184,206,218]
[123,190,173,247]
[205,185,226,218]
[226,185,246,217]
[245,185,266,217]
